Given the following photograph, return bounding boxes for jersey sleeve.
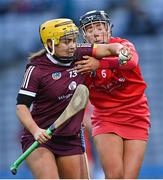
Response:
[18,65,41,98]
[99,57,119,69]
[76,43,94,60]
[99,39,139,70]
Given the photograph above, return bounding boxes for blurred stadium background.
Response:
[0,0,163,178]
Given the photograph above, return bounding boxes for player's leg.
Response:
[94,133,124,179]
[123,139,147,178]
[26,147,59,179]
[56,154,89,179]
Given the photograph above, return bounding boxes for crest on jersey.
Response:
[52,72,61,80]
[68,81,77,90]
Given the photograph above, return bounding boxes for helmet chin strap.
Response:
[45,39,55,55]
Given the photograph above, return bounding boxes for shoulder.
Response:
[25,63,41,81]
[28,54,51,68]
[25,57,45,80]
[110,37,135,47]
[29,54,46,65]
[28,49,52,68]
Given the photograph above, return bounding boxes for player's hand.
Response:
[118,46,132,64]
[74,55,100,74]
[33,128,52,144]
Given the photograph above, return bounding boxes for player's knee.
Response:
[123,168,139,179]
[105,165,123,179]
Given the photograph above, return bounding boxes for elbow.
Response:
[126,59,138,69]
[16,104,21,115]
[16,104,23,111]
[130,52,139,69]
[16,104,27,114]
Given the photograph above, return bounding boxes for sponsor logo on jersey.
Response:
[77,43,92,47]
[52,72,61,80]
[88,75,126,93]
[68,81,77,90]
[58,93,73,100]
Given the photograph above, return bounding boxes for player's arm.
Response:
[16,103,38,137]
[16,65,51,143]
[16,95,42,141]
[93,43,124,58]
[75,43,131,73]
[16,94,51,144]
[99,41,138,70]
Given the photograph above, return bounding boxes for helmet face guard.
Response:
[40,19,79,55]
[79,10,113,43]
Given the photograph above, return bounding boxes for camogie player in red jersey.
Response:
[16,18,130,179]
[75,10,151,179]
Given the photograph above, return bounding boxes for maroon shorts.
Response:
[21,134,83,157]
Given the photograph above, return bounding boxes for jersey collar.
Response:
[46,53,72,67]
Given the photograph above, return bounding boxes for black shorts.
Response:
[21,134,84,157]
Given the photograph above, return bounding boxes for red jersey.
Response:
[85,37,150,140]
[86,37,148,109]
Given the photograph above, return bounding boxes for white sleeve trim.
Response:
[19,89,36,97]
[21,66,35,88]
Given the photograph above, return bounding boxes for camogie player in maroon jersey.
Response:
[16,18,131,179]
[75,10,151,179]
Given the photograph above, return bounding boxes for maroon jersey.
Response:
[18,46,93,138]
